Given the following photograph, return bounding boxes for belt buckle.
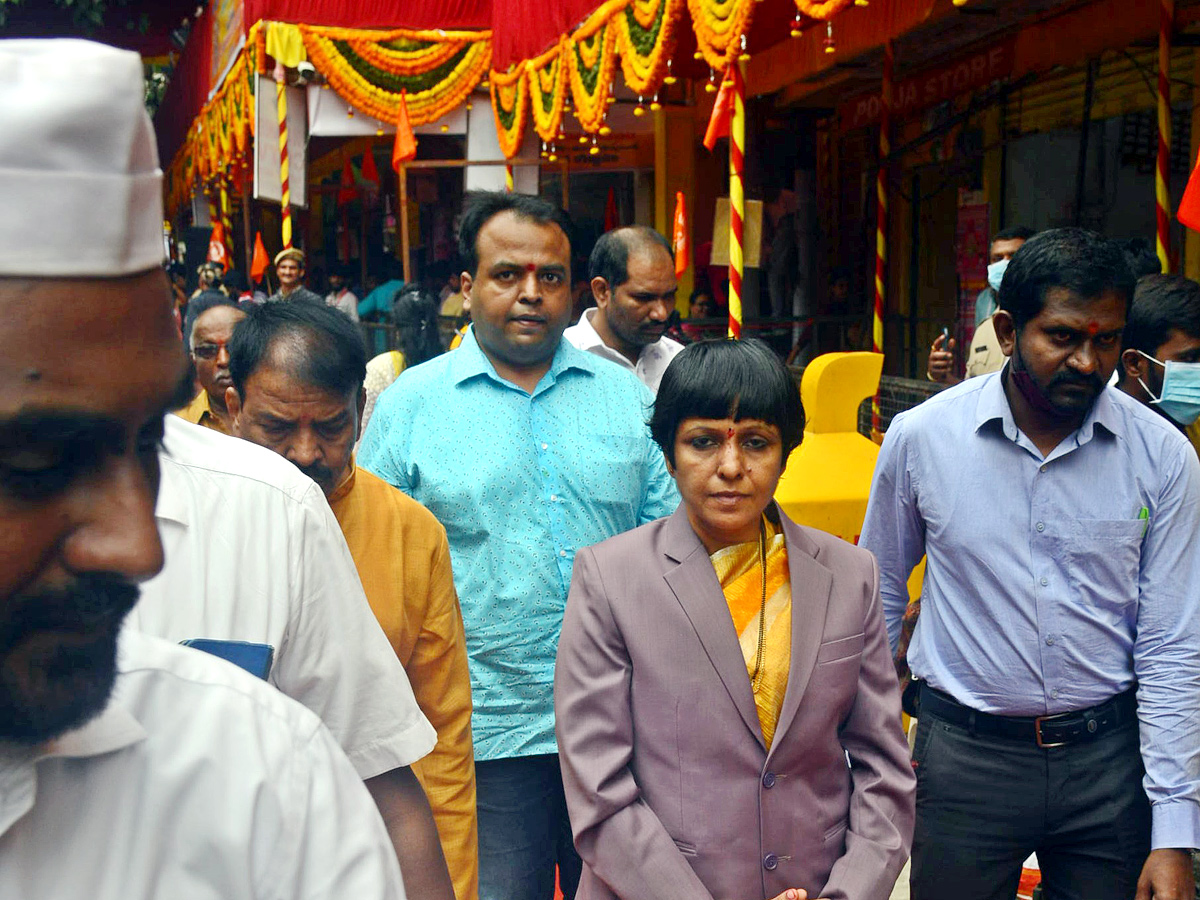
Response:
[1035,715,1067,749]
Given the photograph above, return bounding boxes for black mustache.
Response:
[0,575,140,649]
[1050,372,1104,390]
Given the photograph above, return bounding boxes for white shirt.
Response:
[0,629,406,900]
[326,288,360,322]
[131,417,436,777]
[562,307,684,393]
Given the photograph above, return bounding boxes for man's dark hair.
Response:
[994,225,1036,243]
[997,228,1135,330]
[589,226,673,290]
[456,191,574,277]
[1122,275,1200,369]
[183,290,236,347]
[650,339,805,468]
[223,269,250,294]
[228,299,367,400]
[1121,237,1163,279]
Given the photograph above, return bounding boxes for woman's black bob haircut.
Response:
[650,339,805,467]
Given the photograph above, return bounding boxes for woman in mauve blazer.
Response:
[555,340,915,900]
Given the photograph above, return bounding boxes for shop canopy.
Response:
[156,0,942,211]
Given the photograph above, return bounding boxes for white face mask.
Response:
[1138,350,1200,426]
[987,258,1009,292]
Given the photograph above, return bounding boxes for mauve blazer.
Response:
[555,504,915,900]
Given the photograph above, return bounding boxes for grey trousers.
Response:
[910,710,1151,900]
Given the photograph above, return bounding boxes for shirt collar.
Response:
[154,450,189,527]
[974,363,1124,443]
[327,458,357,506]
[449,325,599,391]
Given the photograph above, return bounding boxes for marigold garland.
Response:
[794,0,854,18]
[526,39,568,143]
[490,64,529,158]
[567,21,619,131]
[616,0,682,93]
[165,48,255,219]
[301,27,491,125]
[688,0,757,70]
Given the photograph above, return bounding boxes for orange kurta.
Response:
[329,463,478,900]
[173,390,229,435]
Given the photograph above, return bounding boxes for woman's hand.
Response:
[767,889,818,900]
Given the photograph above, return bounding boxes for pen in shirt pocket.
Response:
[1139,506,1149,536]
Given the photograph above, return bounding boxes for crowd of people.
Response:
[5,37,1200,900]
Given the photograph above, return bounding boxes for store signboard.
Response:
[840,38,1015,132]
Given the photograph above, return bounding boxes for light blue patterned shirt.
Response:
[861,369,1200,849]
[359,328,680,761]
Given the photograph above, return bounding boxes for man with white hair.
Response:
[0,38,406,898]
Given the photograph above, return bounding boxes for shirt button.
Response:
[1040,577,1048,586]
[1036,522,1045,532]
[542,443,548,450]
[763,853,779,871]
[550,494,557,501]
[1046,636,1055,646]
[1040,465,1047,473]
[1051,689,1060,699]
[762,772,776,789]
[560,550,568,558]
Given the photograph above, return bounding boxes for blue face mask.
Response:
[987,258,1009,292]
[1138,351,1200,426]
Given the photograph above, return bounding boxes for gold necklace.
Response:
[750,517,767,691]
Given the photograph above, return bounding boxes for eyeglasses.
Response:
[191,340,228,360]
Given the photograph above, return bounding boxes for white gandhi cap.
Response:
[0,39,164,277]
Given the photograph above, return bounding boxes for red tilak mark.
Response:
[524,263,537,273]
[1087,321,1099,335]
[727,428,735,438]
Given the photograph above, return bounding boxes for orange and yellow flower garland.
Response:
[300,25,491,126]
[688,0,757,70]
[490,64,530,158]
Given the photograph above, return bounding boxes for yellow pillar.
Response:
[655,104,696,314]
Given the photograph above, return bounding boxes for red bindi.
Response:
[524,263,537,273]
[1086,321,1099,335]
[727,427,735,438]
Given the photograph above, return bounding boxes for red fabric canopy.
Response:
[155,2,215,171]
[488,0,597,71]
[243,0,490,30]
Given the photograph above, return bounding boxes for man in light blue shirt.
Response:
[360,191,679,900]
[862,229,1200,900]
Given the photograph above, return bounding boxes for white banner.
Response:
[254,75,308,209]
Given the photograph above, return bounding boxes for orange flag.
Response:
[703,67,737,151]
[250,231,269,282]
[672,191,689,278]
[207,221,228,271]
[361,147,380,190]
[1180,152,1200,232]
[392,92,417,171]
[337,157,358,204]
[603,187,618,232]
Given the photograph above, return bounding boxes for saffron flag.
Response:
[207,221,229,271]
[672,191,689,278]
[703,67,738,151]
[250,231,269,282]
[392,93,417,171]
[1180,151,1200,232]
[603,187,618,232]
[361,147,380,191]
[337,158,358,204]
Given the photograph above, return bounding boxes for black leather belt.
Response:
[918,684,1138,749]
